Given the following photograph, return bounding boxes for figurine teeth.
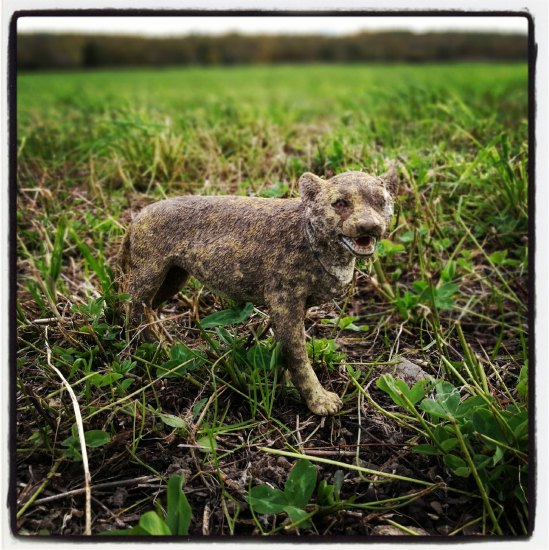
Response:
[340,235,375,256]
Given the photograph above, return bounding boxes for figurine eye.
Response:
[333,199,350,209]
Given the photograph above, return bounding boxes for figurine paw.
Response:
[306,388,343,416]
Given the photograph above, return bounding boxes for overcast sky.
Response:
[17,15,528,36]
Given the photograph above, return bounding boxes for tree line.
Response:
[17,31,528,70]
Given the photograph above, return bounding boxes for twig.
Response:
[91,496,127,529]
[44,327,92,535]
[388,322,404,361]
[33,317,60,325]
[202,503,211,535]
[295,414,303,449]
[301,449,359,457]
[30,475,159,506]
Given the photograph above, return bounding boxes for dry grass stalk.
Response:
[44,326,92,535]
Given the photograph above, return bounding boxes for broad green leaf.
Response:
[248,485,288,514]
[192,398,208,418]
[512,419,528,442]
[333,470,344,500]
[156,344,206,378]
[409,378,432,405]
[457,257,474,271]
[116,359,136,374]
[433,424,454,443]
[284,460,317,509]
[376,374,407,408]
[283,505,310,527]
[378,375,430,408]
[440,260,456,282]
[471,408,507,445]
[166,475,192,536]
[326,315,369,331]
[442,391,462,415]
[398,230,415,243]
[395,290,419,318]
[435,380,459,401]
[317,479,335,506]
[157,412,188,430]
[84,430,111,448]
[473,453,492,472]
[412,444,440,456]
[119,379,133,392]
[169,344,188,361]
[376,239,405,257]
[488,250,508,265]
[338,315,359,329]
[434,380,457,396]
[434,381,461,415]
[454,396,487,417]
[89,372,123,388]
[170,343,198,363]
[306,338,347,365]
[440,437,458,452]
[420,398,449,419]
[412,280,429,295]
[505,404,528,424]
[200,302,254,328]
[431,425,460,451]
[434,282,459,310]
[394,378,414,403]
[196,435,217,453]
[444,454,470,477]
[138,511,171,535]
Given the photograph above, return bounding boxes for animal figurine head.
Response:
[299,168,398,259]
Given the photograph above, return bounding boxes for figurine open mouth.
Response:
[340,235,377,256]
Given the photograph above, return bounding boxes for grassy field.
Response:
[15,63,529,537]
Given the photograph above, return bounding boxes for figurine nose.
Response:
[356,216,383,237]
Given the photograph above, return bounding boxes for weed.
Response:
[374,374,528,535]
[248,460,317,529]
[61,425,111,461]
[321,315,369,332]
[102,475,192,536]
[307,338,347,368]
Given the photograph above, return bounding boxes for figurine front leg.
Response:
[267,293,342,416]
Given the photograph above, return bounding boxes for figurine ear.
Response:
[381,165,399,196]
[299,172,324,202]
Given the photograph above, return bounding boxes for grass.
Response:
[15,62,529,537]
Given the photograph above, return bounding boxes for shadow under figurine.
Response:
[119,168,398,415]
